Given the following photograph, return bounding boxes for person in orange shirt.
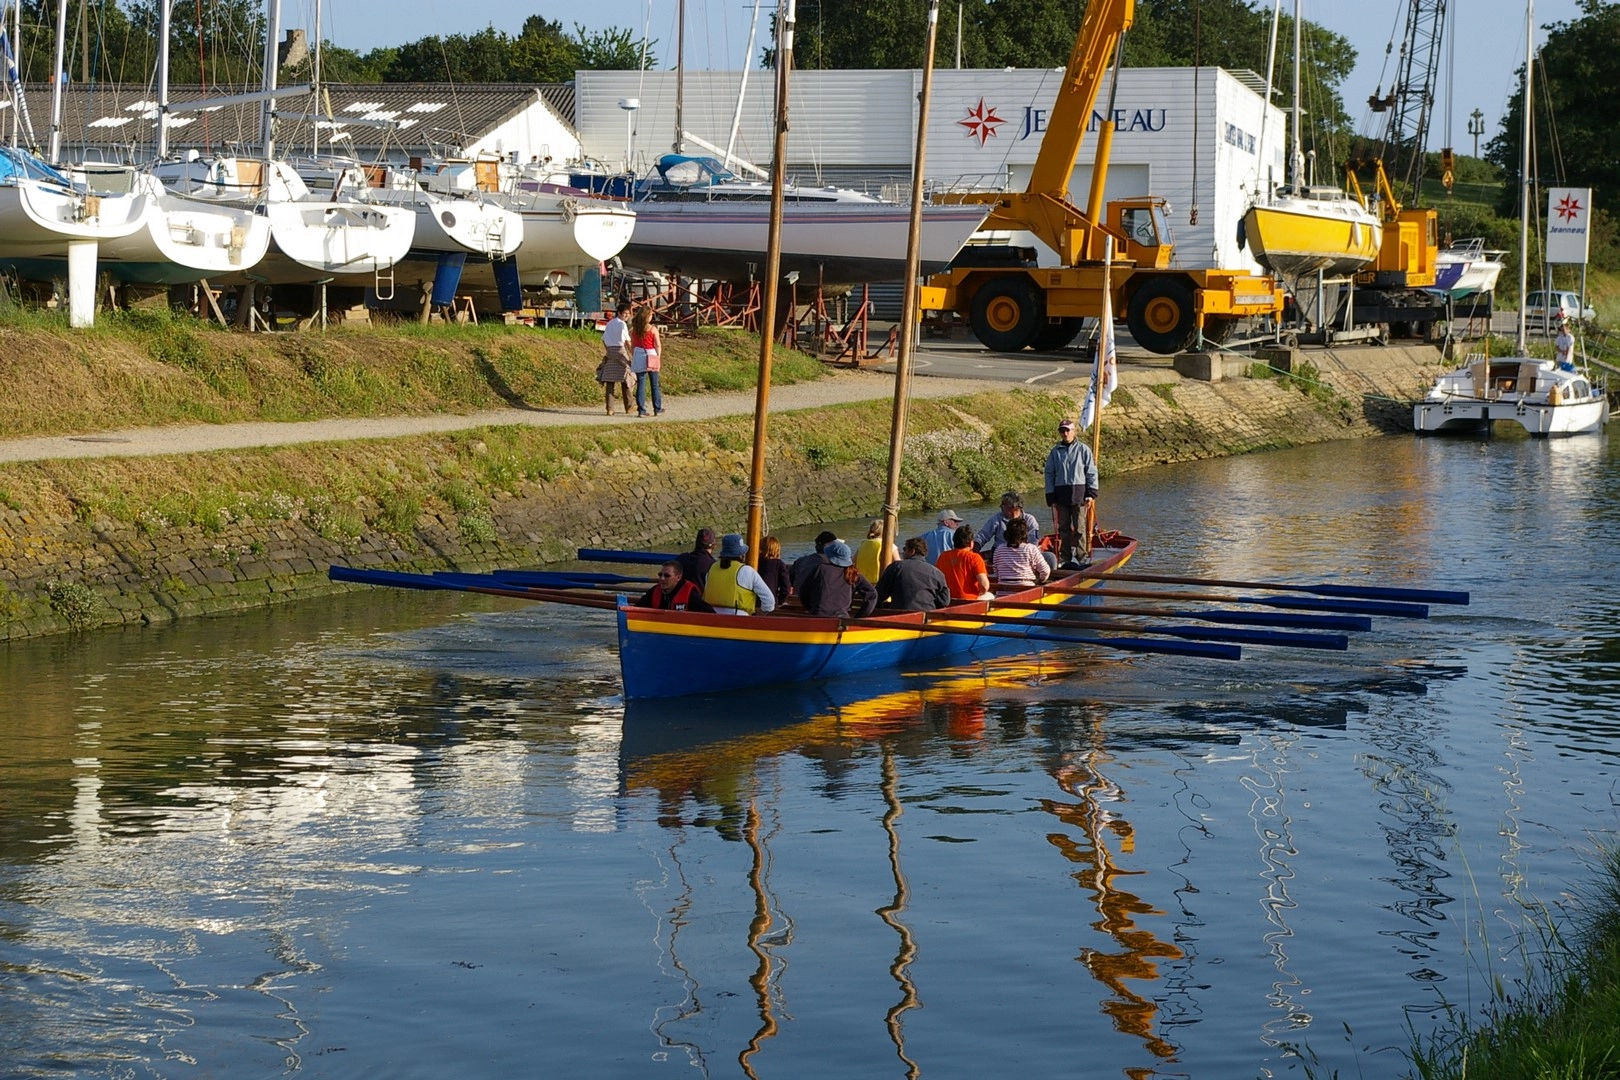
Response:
[934,524,993,601]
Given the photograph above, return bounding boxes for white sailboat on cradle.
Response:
[1412,0,1608,437]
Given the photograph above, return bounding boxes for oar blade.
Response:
[488,569,651,588]
[1305,583,1470,605]
[1255,595,1430,619]
[1159,624,1349,651]
[577,548,677,565]
[1177,609,1374,632]
[329,565,451,591]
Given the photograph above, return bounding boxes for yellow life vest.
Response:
[702,560,757,613]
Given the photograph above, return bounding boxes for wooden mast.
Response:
[743,0,794,566]
[879,0,942,570]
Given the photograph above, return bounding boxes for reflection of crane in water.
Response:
[1044,714,1185,1069]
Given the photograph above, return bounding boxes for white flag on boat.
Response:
[1080,289,1117,430]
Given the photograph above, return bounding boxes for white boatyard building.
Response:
[575,67,1285,275]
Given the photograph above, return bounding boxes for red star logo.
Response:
[1555,194,1583,222]
[958,98,1007,146]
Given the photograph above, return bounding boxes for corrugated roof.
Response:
[5,82,566,160]
[535,83,575,126]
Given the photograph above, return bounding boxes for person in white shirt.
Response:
[597,302,634,415]
[701,534,777,615]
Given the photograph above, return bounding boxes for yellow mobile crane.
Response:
[921,0,1283,354]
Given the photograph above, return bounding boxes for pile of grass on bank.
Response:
[1406,845,1620,1079]
[0,390,1072,540]
[0,307,824,438]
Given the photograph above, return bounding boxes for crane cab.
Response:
[1108,197,1173,269]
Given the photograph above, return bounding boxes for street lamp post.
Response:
[1467,108,1485,159]
[618,97,640,174]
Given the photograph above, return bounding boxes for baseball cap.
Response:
[1058,419,1076,431]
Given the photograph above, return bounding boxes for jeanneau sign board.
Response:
[1546,186,1593,264]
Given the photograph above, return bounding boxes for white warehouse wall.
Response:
[576,66,1282,273]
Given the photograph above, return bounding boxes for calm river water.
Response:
[3,433,1618,1078]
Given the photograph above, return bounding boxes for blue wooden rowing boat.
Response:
[616,534,1148,698]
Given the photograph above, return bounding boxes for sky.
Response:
[320,0,1587,162]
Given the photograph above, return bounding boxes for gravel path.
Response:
[0,371,1004,464]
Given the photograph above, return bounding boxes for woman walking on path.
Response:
[596,302,634,415]
[630,307,665,417]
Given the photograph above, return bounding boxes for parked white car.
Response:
[1523,290,1596,325]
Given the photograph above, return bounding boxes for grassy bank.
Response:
[0,307,825,437]
[1406,846,1620,1079]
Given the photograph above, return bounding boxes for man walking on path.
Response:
[1044,418,1097,569]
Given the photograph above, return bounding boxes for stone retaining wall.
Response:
[0,345,1445,640]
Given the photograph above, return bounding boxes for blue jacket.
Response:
[1044,440,1098,505]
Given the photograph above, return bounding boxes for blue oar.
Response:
[1082,570,1469,606]
[577,547,678,565]
[1066,586,1431,619]
[482,570,655,588]
[850,617,1243,661]
[989,599,1373,632]
[329,566,617,610]
[976,611,1349,651]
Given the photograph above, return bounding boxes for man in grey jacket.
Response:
[1044,418,1098,569]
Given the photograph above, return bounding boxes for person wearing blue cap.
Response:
[798,539,878,619]
[701,533,776,616]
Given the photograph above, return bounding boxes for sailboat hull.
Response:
[616,536,1135,699]
[618,202,989,284]
[1242,198,1380,279]
[0,179,151,253]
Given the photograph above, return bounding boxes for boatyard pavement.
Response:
[0,370,1010,465]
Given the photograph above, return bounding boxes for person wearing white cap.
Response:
[701,533,776,615]
[924,509,964,565]
[798,540,878,619]
[1044,417,1098,569]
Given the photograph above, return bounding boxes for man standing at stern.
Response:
[1044,418,1098,570]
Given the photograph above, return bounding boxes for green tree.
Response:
[508,16,578,81]
[1487,0,1620,221]
[570,23,655,70]
[381,25,515,83]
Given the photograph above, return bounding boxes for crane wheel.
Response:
[1126,278,1197,355]
[969,278,1045,351]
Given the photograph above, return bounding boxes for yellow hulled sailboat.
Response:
[1240,0,1381,281]
[1242,184,1382,279]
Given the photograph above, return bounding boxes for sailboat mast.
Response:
[723,0,763,173]
[673,0,684,153]
[1517,0,1532,352]
[156,0,170,157]
[47,0,69,162]
[260,0,281,157]
[743,0,794,565]
[1289,0,1302,189]
[879,0,941,567]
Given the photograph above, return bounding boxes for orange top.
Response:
[936,548,988,600]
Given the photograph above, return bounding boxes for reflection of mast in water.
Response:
[642,832,710,1074]
[1047,728,1183,1066]
[1242,730,1310,1042]
[876,748,920,1079]
[739,785,794,1080]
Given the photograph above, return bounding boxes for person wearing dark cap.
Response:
[676,528,717,587]
[1044,417,1098,569]
[791,530,840,593]
[799,540,878,619]
[701,533,776,615]
[923,509,963,565]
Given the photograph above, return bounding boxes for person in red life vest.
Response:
[637,561,714,612]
